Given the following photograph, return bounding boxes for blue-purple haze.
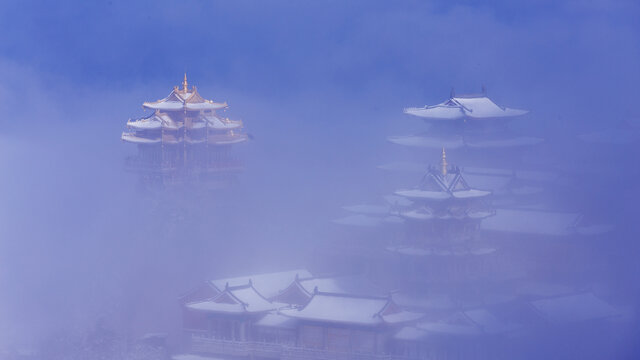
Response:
[0,0,639,359]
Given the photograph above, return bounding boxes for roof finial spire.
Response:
[182,73,188,93]
[441,147,448,176]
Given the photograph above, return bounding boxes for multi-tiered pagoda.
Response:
[384,149,497,284]
[122,74,248,186]
[383,89,550,204]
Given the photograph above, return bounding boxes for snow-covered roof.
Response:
[531,293,619,324]
[395,189,451,201]
[143,87,227,111]
[186,284,277,314]
[481,209,582,236]
[282,293,422,326]
[404,95,528,121]
[299,275,386,297]
[451,189,492,199]
[121,132,161,144]
[210,269,313,299]
[203,113,242,130]
[395,167,490,203]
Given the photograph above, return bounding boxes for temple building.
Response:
[122,74,248,186]
[167,88,626,360]
[389,88,538,151]
[175,268,622,360]
[382,89,552,206]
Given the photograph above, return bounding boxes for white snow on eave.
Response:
[121,132,161,144]
[403,105,464,120]
[186,102,227,111]
[451,189,491,199]
[143,101,184,110]
[453,96,528,119]
[283,294,388,326]
[395,189,451,200]
[186,300,245,313]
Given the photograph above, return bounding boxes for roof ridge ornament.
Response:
[441,147,448,176]
[182,73,188,93]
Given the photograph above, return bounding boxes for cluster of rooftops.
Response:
[180,269,622,339]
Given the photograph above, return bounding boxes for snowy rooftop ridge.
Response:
[209,269,313,299]
[404,92,528,121]
[395,166,491,202]
[281,291,423,326]
[142,75,228,111]
[186,282,279,314]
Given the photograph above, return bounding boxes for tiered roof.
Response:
[121,74,247,146]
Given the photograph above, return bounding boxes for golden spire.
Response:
[440,147,448,176]
[182,73,188,93]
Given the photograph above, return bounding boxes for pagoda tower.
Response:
[121,74,248,186]
[378,149,500,285]
[393,148,493,248]
[382,89,555,207]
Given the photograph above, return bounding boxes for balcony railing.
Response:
[187,333,414,360]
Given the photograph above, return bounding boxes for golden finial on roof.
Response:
[440,147,448,176]
[182,73,188,93]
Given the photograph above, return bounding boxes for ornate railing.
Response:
[189,334,282,358]
[187,333,413,360]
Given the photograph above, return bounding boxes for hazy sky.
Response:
[0,0,639,355]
